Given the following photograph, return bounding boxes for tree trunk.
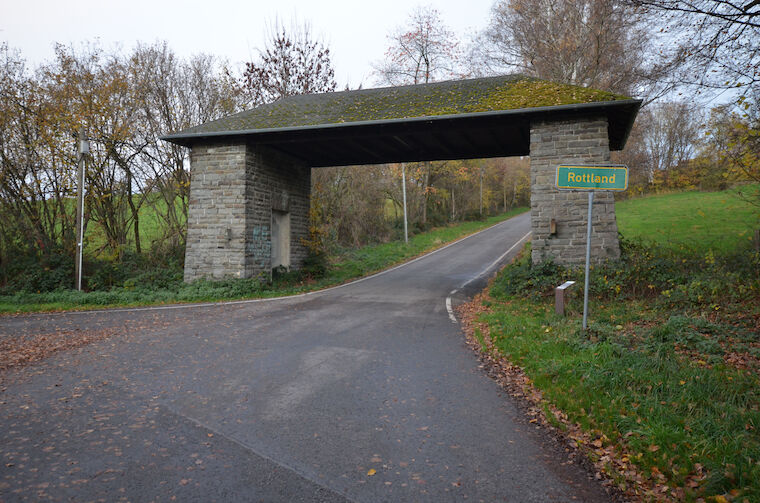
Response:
[127,187,141,254]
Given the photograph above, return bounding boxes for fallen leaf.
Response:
[367,469,376,476]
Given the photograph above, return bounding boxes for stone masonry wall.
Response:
[184,142,310,282]
[529,117,620,265]
[184,143,248,282]
[244,146,311,277]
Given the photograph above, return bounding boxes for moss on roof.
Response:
[169,74,630,137]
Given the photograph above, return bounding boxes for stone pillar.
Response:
[244,146,311,278]
[184,143,248,281]
[184,142,310,282]
[529,117,620,265]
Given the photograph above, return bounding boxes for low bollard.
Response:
[555,281,576,316]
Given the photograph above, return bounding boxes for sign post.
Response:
[75,128,89,291]
[555,165,628,330]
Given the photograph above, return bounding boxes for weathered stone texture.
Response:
[529,118,621,265]
[184,142,310,282]
[245,146,311,277]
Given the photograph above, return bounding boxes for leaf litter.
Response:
[457,292,683,503]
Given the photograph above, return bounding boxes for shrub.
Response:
[0,251,74,294]
[490,247,570,300]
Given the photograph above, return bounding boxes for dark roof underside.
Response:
[163,75,641,167]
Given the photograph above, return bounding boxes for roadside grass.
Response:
[0,208,527,314]
[477,187,760,501]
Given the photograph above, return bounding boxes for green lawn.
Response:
[616,185,759,253]
[82,195,185,255]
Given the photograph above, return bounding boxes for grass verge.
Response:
[0,208,527,314]
[467,187,759,502]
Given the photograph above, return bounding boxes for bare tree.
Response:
[626,0,760,93]
[372,6,462,86]
[640,101,703,185]
[313,166,392,247]
[472,0,659,97]
[372,6,464,225]
[243,22,337,105]
[131,42,241,252]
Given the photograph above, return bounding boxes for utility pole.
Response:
[479,165,484,216]
[74,127,89,291]
[401,163,408,244]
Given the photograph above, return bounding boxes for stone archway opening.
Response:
[163,75,641,282]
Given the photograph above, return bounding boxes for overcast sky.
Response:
[2,0,495,88]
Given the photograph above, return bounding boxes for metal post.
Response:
[401,163,408,244]
[74,127,88,291]
[479,165,484,216]
[582,191,594,330]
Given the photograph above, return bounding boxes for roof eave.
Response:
[160,99,642,150]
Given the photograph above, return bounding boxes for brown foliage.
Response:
[243,22,337,106]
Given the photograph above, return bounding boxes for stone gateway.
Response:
[163,75,641,282]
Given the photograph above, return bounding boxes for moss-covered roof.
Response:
[165,74,631,139]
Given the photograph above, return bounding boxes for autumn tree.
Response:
[312,166,393,247]
[0,40,245,289]
[707,95,760,206]
[373,6,462,86]
[0,43,76,262]
[372,6,464,226]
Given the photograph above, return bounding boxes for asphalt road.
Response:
[0,213,613,502]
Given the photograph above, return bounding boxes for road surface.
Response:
[0,213,612,502]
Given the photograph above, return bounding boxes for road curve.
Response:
[0,213,612,502]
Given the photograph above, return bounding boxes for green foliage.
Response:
[0,209,528,313]
[0,250,74,294]
[490,248,569,300]
[482,296,760,500]
[493,237,759,313]
[299,251,328,279]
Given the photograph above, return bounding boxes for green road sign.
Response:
[556,165,628,191]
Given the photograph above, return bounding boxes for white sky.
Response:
[2,0,495,88]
